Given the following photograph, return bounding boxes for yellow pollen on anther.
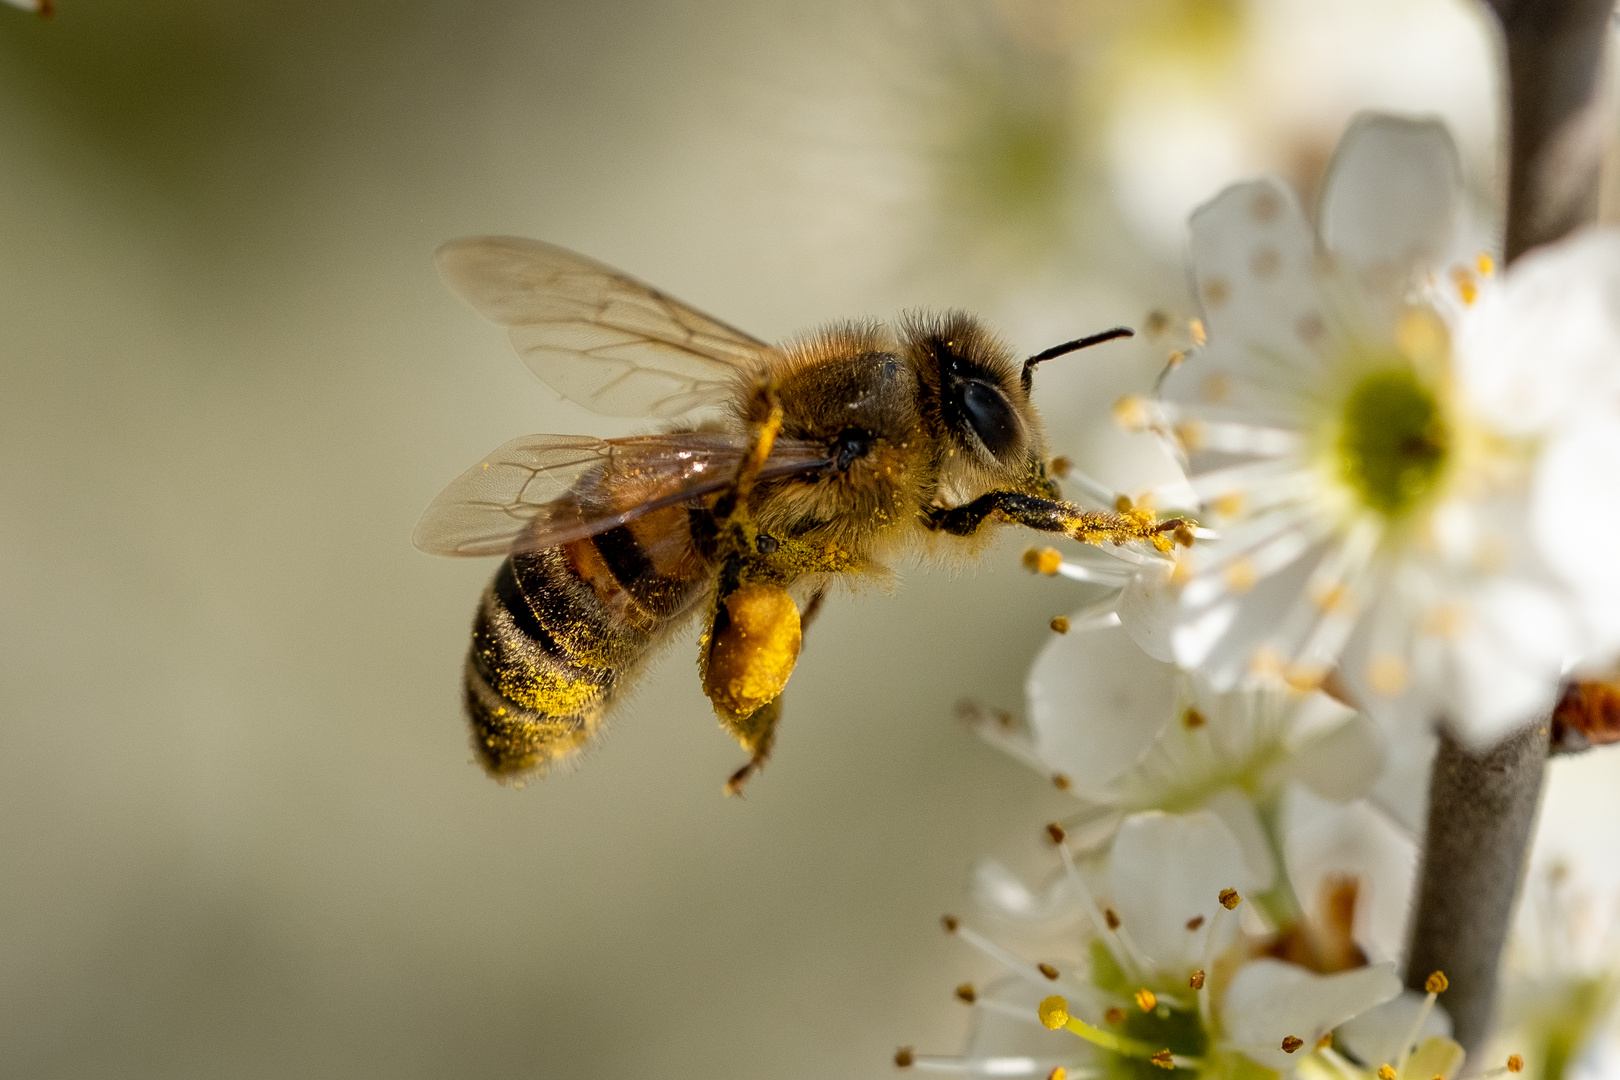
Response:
[1224,558,1258,594]
[896,1047,915,1068]
[1105,908,1122,930]
[1135,989,1157,1012]
[1033,548,1063,575]
[1451,266,1479,305]
[1317,1036,1333,1051]
[1182,706,1207,730]
[1379,1066,1397,1080]
[1168,350,1187,368]
[1039,996,1071,1030]
[1047,823,1068,844]
[1189,318,1207,346]
[956,983,976,1003]
[1039,963,1061,981]
[1426,971,1449,994]
[1282,1037,1304,1054]
[1186,916,1205,931]
[1366,653,1410,696]
[1051,616,1071,634]
[1506,1055,1524,1073]
[1052,773,1072,791]
[1050,1068,1068,1080]
[1189,969,1206,990]
[1477,252,1496,277]
[1050,456,1072,478]
[1219,888,1241,910]
[1151,1050,1176,1070]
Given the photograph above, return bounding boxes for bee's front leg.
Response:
[924,491,1194,552]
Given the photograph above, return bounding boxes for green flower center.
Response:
[1336,367,1449,519]
[1111,1006,1208,1080]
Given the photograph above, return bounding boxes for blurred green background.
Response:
[0,2,1584,1078]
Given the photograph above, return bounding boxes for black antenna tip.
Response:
[1022,326,1135,390]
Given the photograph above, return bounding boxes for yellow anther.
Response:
[1219,888,1241,910]
[1105,908,1122,930]
[1189,318,1207,346]
[1151,1050,1176,1070]
[941,915,960,933]
[1047,823,1067,844]
[1032,547,1064,575]
[1425,970,1449,994]
[1282,1037,1304,1054]
[1135,989,1157,1012]
[1507,1055,1524,1073]
[1050,616,1071,634]
[1451,266,1479,306]
[1039,963,1061,981]
[1186,916,1205,931]
[1039,996,1071,1030]
[1189,969,1206,990]
[1317,1036,1333,1050]
[1224,558,1258,594]
[1113,394,1153,432]
[1168,350,1187,368]
[1182,706,1207,729]
[1050,456,1072,478]
[1477,252,1496,277]
[1174,421,1206,452]
[1116,494,1135,512]
[1051,773,1072,791]
[1379,1067,1397,1080]
[895,1047,915,1068]
[955,983,976,1004]
[1050,1069,1068,1080]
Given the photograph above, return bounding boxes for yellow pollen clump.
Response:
[1050,616,1071,634]
[1189,318,1207,346]
[1034,548,1064,575]
[1219,888,1241,910]
[1379,1066,1397,1080]
[1039,963,1061,981]
[1451,266,1479,305]
[1366,654,1410,696]
[1213,491,1245,518]
[1317,1036,1333,1050]
[1507,1055,1524,1073]
[1039,996,1071,1030]
[1050,1069,1068,1080]
[1189,969,1206,990]
[1050,456,1072,478]
[1105,1007,1126,1026]
[1282,1037,1304,1054]
[1151,1050,1176,1070]
[1224,558,1259,594]
[1135,989,1157,1012]
[1477,252,1496,277]
[1426,971,1449,994]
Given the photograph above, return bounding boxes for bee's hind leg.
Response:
[717,585,829,796]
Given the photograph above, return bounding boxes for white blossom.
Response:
[1133,112,1609,746]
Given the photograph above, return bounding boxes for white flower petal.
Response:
[1204,787,1277,890]
[1534,414,1620,598]
[1107,811,1258,974]
[1221,959,1400,1071]
[1336,991,1453,1070]
[1401,1037,1466,1080]
[1117,561,1179,663]
[1318,114,1461,295]
[1287,711,1383,803]
[965,975,1097,1066]
[1026,624,1177,792]
[970,858,1079,924]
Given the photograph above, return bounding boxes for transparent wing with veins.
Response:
[412,432,834,558]
[436,236,775,418]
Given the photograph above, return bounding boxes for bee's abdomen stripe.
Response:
[592,525,653,594]
[492,557,563,657]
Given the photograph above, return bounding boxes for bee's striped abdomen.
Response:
[463,504,714,779]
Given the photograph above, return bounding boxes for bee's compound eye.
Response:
[958,380,1020,458]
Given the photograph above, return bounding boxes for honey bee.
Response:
[416,237,1186,793]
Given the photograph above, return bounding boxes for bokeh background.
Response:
[2,2,1617,1077]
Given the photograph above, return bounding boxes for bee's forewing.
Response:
[436,236,775,419]
[413,431,833,558]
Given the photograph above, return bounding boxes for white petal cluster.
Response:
[1127,114,1620,747]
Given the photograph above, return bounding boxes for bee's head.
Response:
[903,312,1045,490]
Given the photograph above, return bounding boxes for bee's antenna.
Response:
[1022,326,1134,392]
